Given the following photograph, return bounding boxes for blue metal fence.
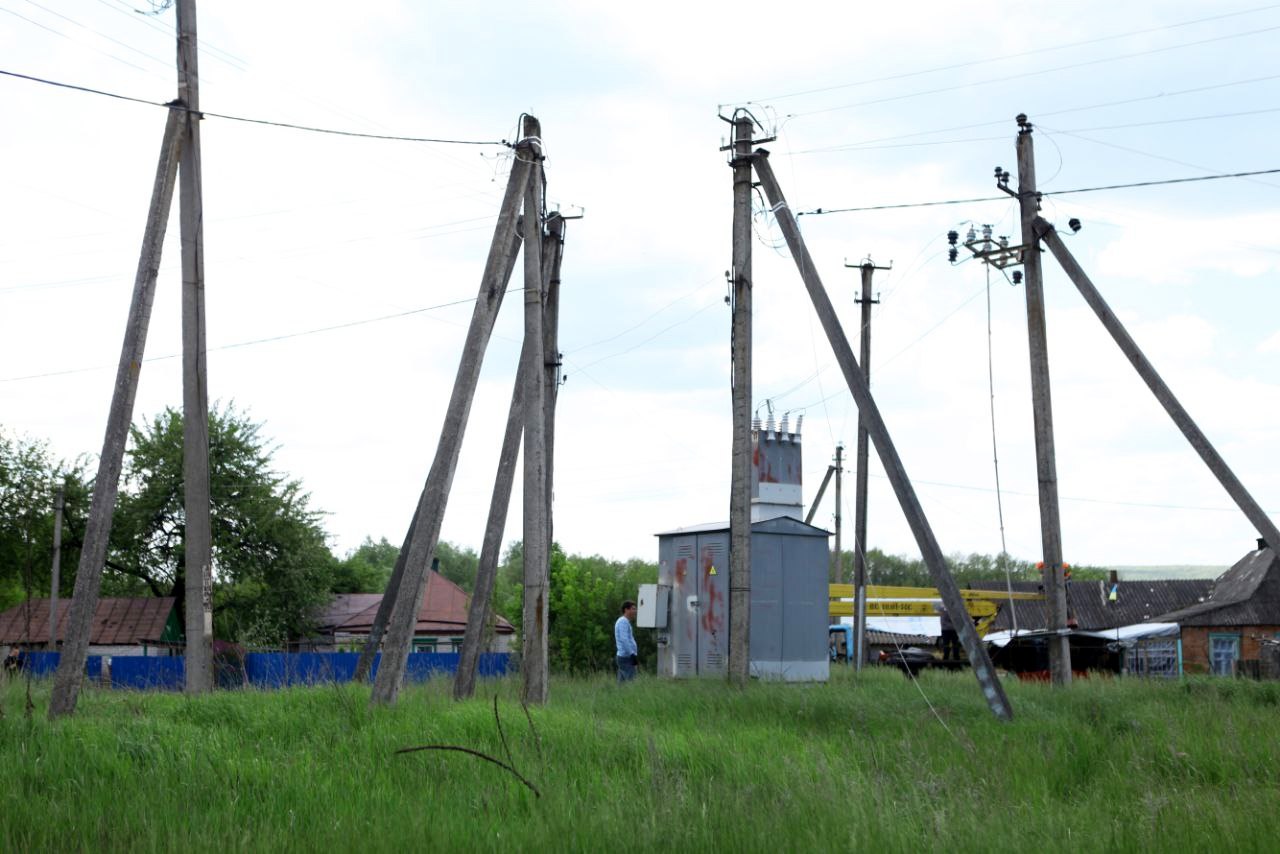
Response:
[11,651,102,680]
[6,650,510,691]
[110,656,184,690]
[241,651,510,687]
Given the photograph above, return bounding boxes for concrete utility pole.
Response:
[48,484,64,651]
[49,109,186,719]
[1015,115,1071,688]
[177,0,214,696]
[849,259,886,670]
[355,235,524,684]
[1037,219,1280,550]
[727,114,754,686]
[833,443,844,583]
[455,213,565,702]
[370,118,537,707]
[542,212,565,558]
[520,150,550,706]
[752,149,1013,720]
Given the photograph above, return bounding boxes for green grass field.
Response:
[3,669,1279,852]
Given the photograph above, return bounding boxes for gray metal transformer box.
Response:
[655,516,830,682]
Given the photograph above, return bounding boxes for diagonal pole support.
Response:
[48,108,186,719]
[369,120,537,707]
[753,149,1013,721]
[1037,218,1280,550]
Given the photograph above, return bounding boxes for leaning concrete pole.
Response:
[1037,219,1280,550]
[355,234,524,684]
[370,120,536,707]
[456,215,563,701]
[753,150,1013,721]
[49,109,186,719]
[177,0,214,695]
[453,347,528,701]
[520,152,550,706]
[727,115,754,686]
[1015,116,1071,687]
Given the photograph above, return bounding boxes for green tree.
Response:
[332,536,398,593]
[435,540,479,593]
[547,548,658,674]
[106,406,336,645]
[0,429,90,611]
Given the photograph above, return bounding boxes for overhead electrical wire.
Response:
[798,167,1280,216]
[795,71,1280,155]
[0,291,517,383]
[782,23,1280,119]
[0,68,510,146]
[737,3,1280,104]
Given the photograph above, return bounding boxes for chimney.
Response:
[1260,537,1270,551]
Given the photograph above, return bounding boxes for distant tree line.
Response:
[840,547,1110,588]
[3,410,1104,665]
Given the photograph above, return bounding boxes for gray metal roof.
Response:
[978,579,1213,632]
[1151,547,1280,626]
[654,516,831,537]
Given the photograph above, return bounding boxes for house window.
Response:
[1209,633,1240,676]
[1127,639,1179,678]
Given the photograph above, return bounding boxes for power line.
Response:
[0,5,151,74]
[0,68,509,146]
[785,23,1280,119]
[564,274,721,354]
[888,472,1280,515]
[738,4,1280,104]
[0,290,520,383]
[21,0,173,70]
[799,168,1280,216]
[795,71,1280,155]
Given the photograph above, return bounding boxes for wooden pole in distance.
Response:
[49,109,185,719]
[851,259,885,671]
[520,147,549,706]
[728,115,754,686]
[752,150,1013,721]
[833,442,844,583]
[355,232,524,684]
[804,465,835,525]
[177,0,214,696]
[1015,116,1071,688]
[1037,219,1280,550]
[48,484,64,651]
[369,120,535,707]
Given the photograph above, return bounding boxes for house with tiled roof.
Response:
[0,597,182,658]
[308,570,515,654]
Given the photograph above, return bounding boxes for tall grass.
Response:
[2,669,1279,852]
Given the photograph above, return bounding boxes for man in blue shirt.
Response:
[615,600,638,682]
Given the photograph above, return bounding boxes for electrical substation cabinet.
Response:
[637,584,669,629]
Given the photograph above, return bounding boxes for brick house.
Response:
[1153,542,1280,676]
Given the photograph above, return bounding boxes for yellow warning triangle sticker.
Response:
[709,565,717,575]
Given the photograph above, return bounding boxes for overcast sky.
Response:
[2,1,1278,570]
